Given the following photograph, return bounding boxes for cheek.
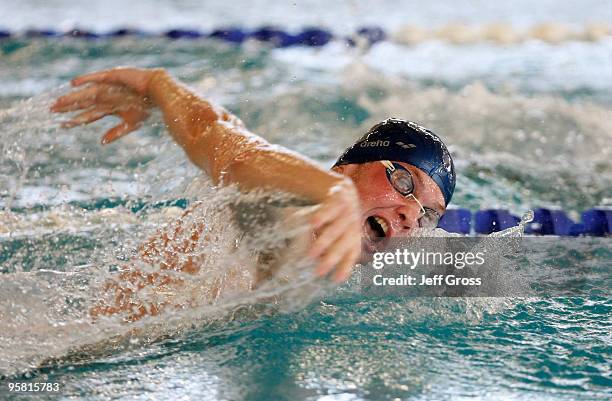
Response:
[418,182,445,209]
[353,170,398,207]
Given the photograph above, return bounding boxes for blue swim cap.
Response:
[334,118,456,205]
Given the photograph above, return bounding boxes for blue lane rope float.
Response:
[438,208,611,236]
[0,26,340,47]
[1,25,610,236]
[2,23,611,47]
[9,199,608,236]
[209,28,248,44]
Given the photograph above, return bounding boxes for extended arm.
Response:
[51,68,361,282]
[147,71,345,202]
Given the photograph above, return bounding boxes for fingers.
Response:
[51,85,100,112]
[51,83,139,113]
[61,106,114,128]
[100,109,148,144]
[309,215,352,259]
[72,70,114,87]
[314,228,359,280]
[332,245,360,282]
[52,80,150,143]
[58,103,148,143]
[72,68,153,95]
[101,121,140,144]
[309,212,360,282]
[310,199,344,230]
[304,180,362,283]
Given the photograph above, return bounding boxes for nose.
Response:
[394,203,422,233]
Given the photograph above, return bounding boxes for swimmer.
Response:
[51,67,455,321]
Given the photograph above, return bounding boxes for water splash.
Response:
[0,37,610,398]
[0,90,333,377]
[0,182,338,378]
[489,210,534,237]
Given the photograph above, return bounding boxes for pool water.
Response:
[1,1,611,400]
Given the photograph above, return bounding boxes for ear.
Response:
[331,165,344,174]
[331,163,357,176]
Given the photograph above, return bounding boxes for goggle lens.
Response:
[388,168,414,195]
[381,161,441,229]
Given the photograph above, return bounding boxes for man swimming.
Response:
[51,67,455,321]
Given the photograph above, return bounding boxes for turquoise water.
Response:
[1,1,612,400]
[7,295,612,400]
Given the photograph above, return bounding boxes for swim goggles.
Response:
[380,160,441,229]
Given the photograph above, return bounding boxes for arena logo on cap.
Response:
[360,139,390,147]
[395,141,416,149]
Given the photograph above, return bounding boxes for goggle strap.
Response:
[380,160,395,171]
[408,194,426,217]
[380,160,433,223]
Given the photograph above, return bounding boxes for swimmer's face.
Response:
[333,161,446,253]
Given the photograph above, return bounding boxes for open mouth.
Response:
[364,215,389,243]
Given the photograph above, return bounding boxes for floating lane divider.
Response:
[0,27,347,47]
[438,208,612,236]
[1,23,611,46]
[13,199,610,236]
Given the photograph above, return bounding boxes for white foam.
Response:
[2,0,612,34]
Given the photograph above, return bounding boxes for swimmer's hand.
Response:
[308,179,361,283]
[53,68,362,284]
[51,68,162,144]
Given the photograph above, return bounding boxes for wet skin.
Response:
[334,161,446,254]
[50,67,446,322]
[85,161,446,322]
[51,68,361,284]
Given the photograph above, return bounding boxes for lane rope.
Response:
[439,207,611,236]
[2,25,610,235]
[1,23,611,47]
[8,199,608,236]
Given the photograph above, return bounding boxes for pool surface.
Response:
[1,1,611,400]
